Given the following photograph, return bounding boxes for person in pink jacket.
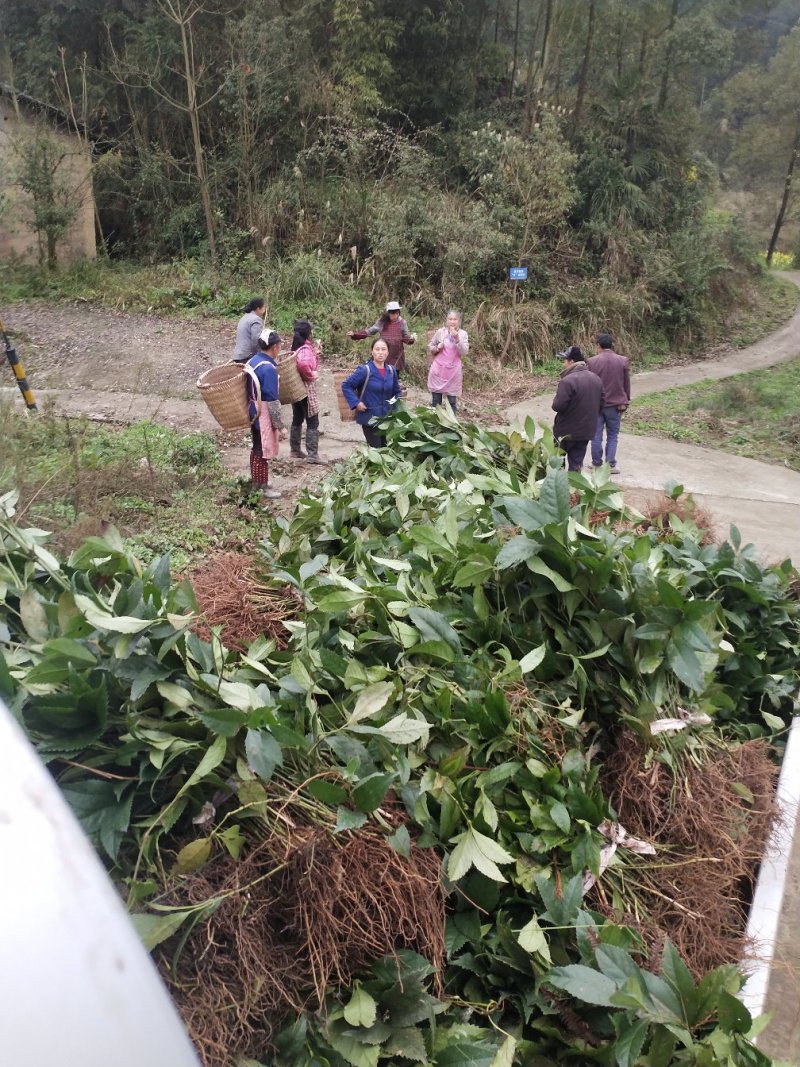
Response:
[290,319,327,464]
[427,310,468,415]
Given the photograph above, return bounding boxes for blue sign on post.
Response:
[509,266,528,281]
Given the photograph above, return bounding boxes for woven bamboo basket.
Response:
[276,351,308,405]
[196,362,252,431]
[333,370,356,422]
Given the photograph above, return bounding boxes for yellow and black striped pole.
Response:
[0,316,37,413]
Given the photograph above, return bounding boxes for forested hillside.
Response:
[2,1,800,359]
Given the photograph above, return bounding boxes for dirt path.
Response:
[2,272,800,558]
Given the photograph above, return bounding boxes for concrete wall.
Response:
[0,96,96,266]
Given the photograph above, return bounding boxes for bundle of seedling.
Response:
[1,406,799,1067]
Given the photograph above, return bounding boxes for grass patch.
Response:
[626,358,800,470]
[0,405,262,568]
[709,272,800,348]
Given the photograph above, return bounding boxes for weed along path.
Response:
[2,271,800,558]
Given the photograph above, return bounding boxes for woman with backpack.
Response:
[341,337,403,448]
[245,330,286,500]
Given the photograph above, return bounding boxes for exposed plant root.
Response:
[188,551,301,651]
[599,732,778,977]
[613,491,718,545]
[161,824,445,1067]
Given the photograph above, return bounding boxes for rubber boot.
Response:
[289,425,305,459]
[304,427,328,464]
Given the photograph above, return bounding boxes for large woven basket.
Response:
[196,362,252,431]
[276,351,308,405]
[332,371,356,421]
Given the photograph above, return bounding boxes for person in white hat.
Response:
[347,300,416,374]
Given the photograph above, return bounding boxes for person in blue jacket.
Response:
[342,336,402,448]
[246,330,286,499]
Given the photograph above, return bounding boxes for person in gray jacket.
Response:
[232,297,267,362]
[552,346,605,472]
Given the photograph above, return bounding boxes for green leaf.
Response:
[43,638,96,664]
[661,940,696,1020]
[495,535,536,569]
[197,707,246,737]
[550,800,571,833]
[546,964,618,1007]
[448,827,514,883]
[352,772,394,812]
[490,1037,516,1067]
[436,1036,500,1067]
[20,588,50,641]
[612,1017,649,1067]
[388,825,412,858]
[383,1026,428,1063]
[526,556,575,592]
[306,779,348,805]
[130,908,197,951]
[316,589,368,613]
[539,465,571,523]
[717,991,752,1035]
[61,779,133,861]
[453,559,494,587]
[325,1030,380,1067]
[667,637,706,692]
[179,733,227,797]
[375,712,429,745]
[498,496,549,531]
[174,838,212,874]
[349,681,394,723]
[156,681,195,709]
[343,984,377,1028]
[408,607,462,654]
[518,645,546,674]
[517,913,550,961]
[245,728,283,782]
[73,593,153,634]
[334,807,368,832]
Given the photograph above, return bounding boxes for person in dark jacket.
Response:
[246,330,285,499]
[347,300,416,374]
[588,332,631,474]
[341,337,402,447]
[552,345,605,472]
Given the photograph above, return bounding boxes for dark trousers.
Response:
[559,438,589,472]
[291,398,318,431]
[431,392,457,415]
[362,424,386,448]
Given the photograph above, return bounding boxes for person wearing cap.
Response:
[588,333,631,475]
[233,297,267,362]
[551,346,605,472]
[245,330,286,500]
[347,301,415,374]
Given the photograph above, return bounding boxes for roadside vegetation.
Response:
[4,410,799,1067]
[0,404,256,569]
[626,358,800,471]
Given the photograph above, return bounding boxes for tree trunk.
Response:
[472,0,489,106]
[767,124,800,267]
[574,0,595,122]
[509,0,521,98]
[657,0,680,113]
[523,3,544,133]
[178,9,218,262]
